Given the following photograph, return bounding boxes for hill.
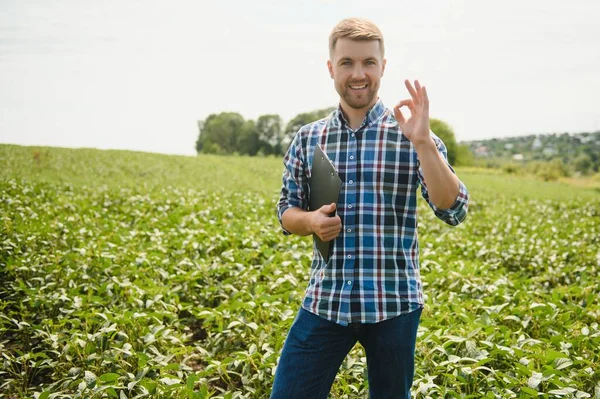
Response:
[463,131,600,174]
[1,144,598,201]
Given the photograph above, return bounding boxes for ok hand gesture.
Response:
[393,80,432,148]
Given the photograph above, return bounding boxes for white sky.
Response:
[1,0,599,155]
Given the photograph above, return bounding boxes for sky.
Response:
[1,0,599,156]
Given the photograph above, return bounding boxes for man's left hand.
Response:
[393,80,432,148]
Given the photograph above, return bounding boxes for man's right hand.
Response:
[310,203,342,242]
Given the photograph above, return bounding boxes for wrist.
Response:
[412,136,436,152]
[307,210,317,234]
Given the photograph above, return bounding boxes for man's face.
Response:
[328,38,386,112]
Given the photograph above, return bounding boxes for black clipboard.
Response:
[309,144,342,262]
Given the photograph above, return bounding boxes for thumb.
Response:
[394,99,413,126]
[320,202,336,214]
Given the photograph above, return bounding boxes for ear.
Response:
[327,59,334,79]
[381,58,387,77]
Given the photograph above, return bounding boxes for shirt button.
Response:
[347,255,352,259]
[347,281,352,285]
[350,155,355,160]
[348,180,353,184]
[348,204,352,209]
[347,228,351,233]
[351,133,355,138]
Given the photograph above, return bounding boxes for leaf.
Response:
[545,350,569,362]
[99,373,120,383]
[448,355,461,363]
[226,321,242,329]
[555,358,573,370]
[186,374,198,390]
[83,370,97,388]
[527,371,543,389]
[159,377,181,386]
[581,326,590,336]
[521,386,539,395]
[548,388,577,395]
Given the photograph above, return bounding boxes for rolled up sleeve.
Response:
[418,134,469,226]
[277,132,309,235]
[425,180,469,226]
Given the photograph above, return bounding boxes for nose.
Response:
[351,65,366,80]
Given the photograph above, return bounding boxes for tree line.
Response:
[195,107,335,157]
[467,131,600,177]
[196,108,471,166]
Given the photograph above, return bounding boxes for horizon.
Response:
[4,128,599,159]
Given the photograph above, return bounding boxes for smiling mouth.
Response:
[349,84,368,90]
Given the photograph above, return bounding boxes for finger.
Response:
[320,215,341,227]
[396,99,414,111]
[393,107,405,125]
[323,234,339,242]
[394,99,413,124]
[325,218,342,230]
[404,79,420,105]
[414,80,421,93]
[322,229,341,241]
[414,80,423,102]
[320,220,340,231]
[393,102,406,124]
[322,225,341,236]
[319,227,340,241]
[422,85,429,113]
[319,203,335,214]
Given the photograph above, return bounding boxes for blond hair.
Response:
[329,18,385,59]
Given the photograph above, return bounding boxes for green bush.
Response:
[502,162,521,174]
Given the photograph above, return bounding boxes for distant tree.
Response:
[454,144,474,167]
[430,118,458,165]
[196,112,246,155]
[200,141,224,154]
[582,145,599,172]
[195,118,210,153]
[256,114,284,156]
[502,162,521,174]
[530,159,571,181]
[237,120,261,156]
[284,107,336,144]
[573,154,593,175]
[462,131,600,173]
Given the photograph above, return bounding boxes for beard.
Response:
[338,80,379,110]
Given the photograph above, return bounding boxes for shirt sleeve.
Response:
[276,131,309,235]
[417,134,469,226]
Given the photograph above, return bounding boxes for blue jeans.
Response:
[270,307,423,399]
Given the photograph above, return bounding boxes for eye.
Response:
[365,60,376,66]
[341,61,352,66]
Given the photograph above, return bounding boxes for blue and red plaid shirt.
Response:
[277,99,469,325]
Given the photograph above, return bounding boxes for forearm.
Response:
[281,207,315,236]
[414,138,460,209]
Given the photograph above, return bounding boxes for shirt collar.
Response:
[333,98,386,129]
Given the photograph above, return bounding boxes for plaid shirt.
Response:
[277,99,469,325]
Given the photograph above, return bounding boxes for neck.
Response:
[340,98,378,130]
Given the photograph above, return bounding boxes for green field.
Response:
[1,144,599,398]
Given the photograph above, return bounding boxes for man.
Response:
[273,17,469,398]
